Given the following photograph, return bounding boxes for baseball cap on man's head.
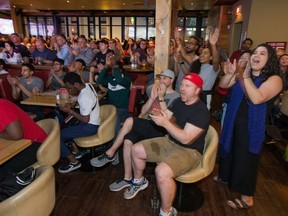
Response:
[183,73,203,88]
[98,39,109,45]
[156,69,175,79]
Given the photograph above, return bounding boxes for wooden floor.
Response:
[51,94,288,216]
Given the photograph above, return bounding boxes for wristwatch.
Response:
[159,98,165,102]
[180,61,185,65]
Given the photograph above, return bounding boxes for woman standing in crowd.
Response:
[215,43,282,209]
[219,50,253,127]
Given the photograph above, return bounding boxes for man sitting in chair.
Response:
[90,69,179,173]
[57,72,100,173]
[124,73,209,216]
[0,99,47,179]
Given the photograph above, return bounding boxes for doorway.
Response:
[230,22,242,55]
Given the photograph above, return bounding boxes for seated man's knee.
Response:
[155,163,173,183]
[123,117,134,129]
[123,139,133,149]
[131,143,144,158]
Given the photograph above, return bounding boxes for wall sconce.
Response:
[236,6,242,15]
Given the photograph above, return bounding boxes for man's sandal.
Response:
[226,198,251,209]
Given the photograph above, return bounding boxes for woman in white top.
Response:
[2,41,22,64]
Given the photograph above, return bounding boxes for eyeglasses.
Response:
[185,42,198,46]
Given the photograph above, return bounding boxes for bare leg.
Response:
[71,143,78,153]
[106,117,134,157]
[131,142,147,179]
[155,163,176,213]
[67,154,78,163]
[123,140,133,179]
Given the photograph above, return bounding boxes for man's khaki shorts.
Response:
[141,135,201,177]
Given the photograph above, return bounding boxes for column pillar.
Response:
[154,0,172,76]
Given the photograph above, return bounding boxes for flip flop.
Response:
[213,176,228,184]
[226,198,251,209]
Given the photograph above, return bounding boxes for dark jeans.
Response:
[60,122,99,158]
[0,142,40,179]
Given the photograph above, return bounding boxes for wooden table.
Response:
[20,91,107,107]
[0,138,32,165]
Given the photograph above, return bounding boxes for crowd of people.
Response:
[0,28,287,216]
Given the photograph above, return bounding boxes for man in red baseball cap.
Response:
[122,72,210,216]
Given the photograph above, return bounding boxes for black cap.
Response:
[97,39,109,45]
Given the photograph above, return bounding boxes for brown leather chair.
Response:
[174,125,219,212]
[34,118,60,167]
[74,104,117,158]
[0,166,56,216]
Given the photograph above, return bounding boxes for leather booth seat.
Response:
[0,166,56,216]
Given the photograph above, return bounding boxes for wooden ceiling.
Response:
[1,0,237,11]
[0,0,238,17]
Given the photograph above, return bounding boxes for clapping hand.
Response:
[150,83,159,101]
[7,75,20,86]
[157,83,167,99]
[242,59,251,78]
[149,108,168,126]
[223,59,237,75]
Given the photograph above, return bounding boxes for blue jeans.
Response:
[60,122,99,158]
[116,108,131,135]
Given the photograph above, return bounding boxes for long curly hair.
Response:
[253,43,280,81]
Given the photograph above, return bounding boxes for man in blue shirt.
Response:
[32,39,56,65]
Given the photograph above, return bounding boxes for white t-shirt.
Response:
[199,64,220,91]
[78,84,100,125]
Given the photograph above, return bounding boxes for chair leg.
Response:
[173,181,204,212]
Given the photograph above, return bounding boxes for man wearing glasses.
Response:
[174,28,200,92]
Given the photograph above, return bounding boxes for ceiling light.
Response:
[30,4,33,6]
[123,3,126,6]
[67,0,70,3]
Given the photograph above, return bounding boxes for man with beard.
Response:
[230,38,253,63]
[123,73,209,216]
[174,28,200,92]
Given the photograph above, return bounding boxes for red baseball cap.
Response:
[183,73,203,88]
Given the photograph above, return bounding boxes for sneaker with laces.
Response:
[109,178,132,191]
[58,161,81,173]
[159,207,178,216]
[90,153,116,167]
[16,167,36,186]
[123,178,149,199]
